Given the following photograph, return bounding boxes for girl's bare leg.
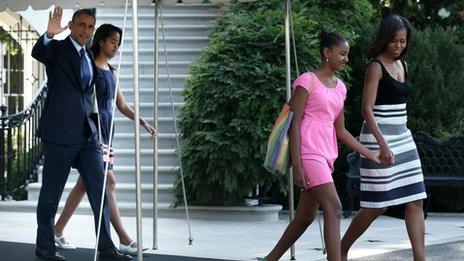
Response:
[266,190,319,261]
[106,170,134,246]
[310,183,343,261]
[54,176,86,236]
[267,182,342,261]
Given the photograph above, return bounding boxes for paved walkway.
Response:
[353,240,464,260]
[0,211,463,260]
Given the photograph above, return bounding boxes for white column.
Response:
[131,0,144,260]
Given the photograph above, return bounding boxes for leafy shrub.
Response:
[407,27,464,137]
[343,25,464,211]
[368,0,464,39]
[0,27,22,55]
[174,0,376,206]
[345,24,464,137]
[174,0,464,211]
[407,27,464,211]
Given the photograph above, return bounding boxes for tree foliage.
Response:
[175,0,464,209]
[174,0,376,205]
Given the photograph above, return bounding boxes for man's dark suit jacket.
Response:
[32,35,98,145]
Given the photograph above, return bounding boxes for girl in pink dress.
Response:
[261,31,381,261]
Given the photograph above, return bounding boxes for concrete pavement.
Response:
[0,211,463,260]
[353,240,464,260]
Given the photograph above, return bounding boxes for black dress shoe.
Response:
[99,247,132,260]
[35,248,66,260]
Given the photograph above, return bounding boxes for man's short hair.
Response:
[72,9,95,22]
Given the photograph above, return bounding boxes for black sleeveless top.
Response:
[369,59,411,105]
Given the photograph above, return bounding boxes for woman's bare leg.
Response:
[341,207,386,261]
[404,200,425,261]
[54,176,86,236]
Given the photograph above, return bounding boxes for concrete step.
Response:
[83,3,220,209]
[0,200,282,221]
[114,148,178,166]
[97,13,219,27]
[118,47,204,54]
[112,132,179,150]
[114,117,179,135]
[119,75,187,89]
[113,101,183,118]
[33,148,179,168]
[119,64,189,78]
[120,87,184,103]
[96,5,221,16]
[37,164,178,184]
[115,48,203,62]
[118,61,193,75]
[27,182,175,204]
[117,25,214,37]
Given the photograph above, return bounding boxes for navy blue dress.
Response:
[95,67,116,170]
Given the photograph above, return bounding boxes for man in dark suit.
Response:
[31,7,131,260]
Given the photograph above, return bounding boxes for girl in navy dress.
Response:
[54,24,155,255]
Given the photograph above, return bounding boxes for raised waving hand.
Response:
[46,6,68,38]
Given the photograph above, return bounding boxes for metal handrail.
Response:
[0,82,47,200]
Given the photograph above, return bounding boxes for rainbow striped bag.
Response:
[263,104,294,175]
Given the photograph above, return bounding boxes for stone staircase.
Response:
[26,4,221,217]
[2,3,281,221]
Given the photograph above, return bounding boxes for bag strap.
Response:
[290,6,315,93]
[93,84,103,144]
[289,3,299,76]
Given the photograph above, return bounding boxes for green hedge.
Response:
[406,27,464,212]
[407,27,464,137]
[175,0,464,210]
[347,26,464,138]
[0,27,22,55]
[341,26,464,212]
[174,0,376,206]
[368,0,464,39]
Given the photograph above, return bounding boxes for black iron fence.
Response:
[0,83,47,200]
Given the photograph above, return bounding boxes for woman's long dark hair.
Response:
[90,23,122,56]
[369,15,411,59]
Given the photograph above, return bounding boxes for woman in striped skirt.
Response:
[341,15,427,261]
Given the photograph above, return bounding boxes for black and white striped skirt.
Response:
[359,103,427,208]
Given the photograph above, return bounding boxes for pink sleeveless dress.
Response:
[292,72,347,188]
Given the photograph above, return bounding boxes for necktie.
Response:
[80,48,91,90]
